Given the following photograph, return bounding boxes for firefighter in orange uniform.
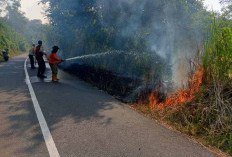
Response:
[49,46,64,82]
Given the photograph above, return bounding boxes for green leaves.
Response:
[229,133,232,154]
[203,19,232,81]
[0,19,29,57]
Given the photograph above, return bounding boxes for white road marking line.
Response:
[24,58,60,157]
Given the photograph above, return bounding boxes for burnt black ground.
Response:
[61,63,142,102]
[0,54,219,157]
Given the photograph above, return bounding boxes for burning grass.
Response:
[132,25,232,156]
[132,65,231,156]
[149,67,204,109]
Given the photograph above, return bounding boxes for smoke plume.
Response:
[43,0,207,89]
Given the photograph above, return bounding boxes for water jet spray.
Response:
[65,52,122,61]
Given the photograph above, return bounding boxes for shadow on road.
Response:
[32,81,116,131]
[0,56,49,155]
[0,55,118,155]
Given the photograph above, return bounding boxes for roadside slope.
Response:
[28,58,219,157]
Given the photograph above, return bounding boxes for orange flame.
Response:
[149,67,204,109]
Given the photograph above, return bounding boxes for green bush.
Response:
[195,22,232,155]
[0,19,29,60]
[203,24,232,81]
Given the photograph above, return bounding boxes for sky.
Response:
[20,0,48,23]
[204,0,222,12]
[20,0,223,24]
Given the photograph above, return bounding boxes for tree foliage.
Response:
[0,19,29,58]
[0,0,56,51]
[40,0,211,58]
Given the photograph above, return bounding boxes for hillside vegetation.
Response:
[0,19,29,61]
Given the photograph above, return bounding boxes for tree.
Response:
[220,0,232,18]
[39,0,210,59]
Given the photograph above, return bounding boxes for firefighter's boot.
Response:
[56,75,60,80]
[52,74,58,82]
[54,74,59,81]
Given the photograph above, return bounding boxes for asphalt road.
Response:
[0,54,219,157]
